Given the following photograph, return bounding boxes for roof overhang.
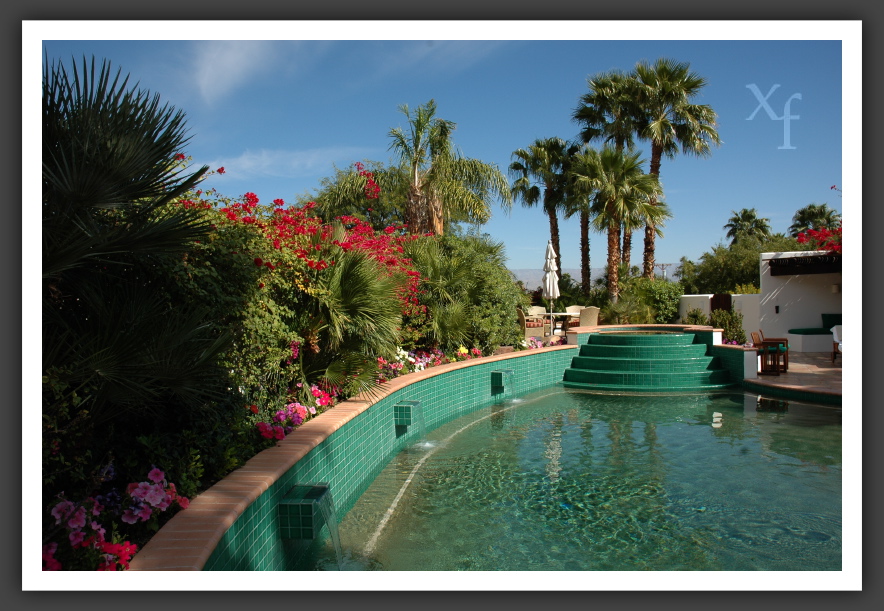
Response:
[767,253,842,276]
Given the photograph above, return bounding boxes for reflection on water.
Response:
[302,389,841,571]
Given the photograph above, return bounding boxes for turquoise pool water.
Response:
[303,387,841,571]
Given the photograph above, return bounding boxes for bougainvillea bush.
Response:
[796,225,842,255]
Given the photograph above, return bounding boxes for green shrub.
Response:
[404,231,527,353]
[732,283,759,294]
[682,307,710,326]
[710,308,747,344]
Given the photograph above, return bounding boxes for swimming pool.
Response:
[301,386,841,571]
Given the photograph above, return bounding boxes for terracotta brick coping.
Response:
[128,344,575,571]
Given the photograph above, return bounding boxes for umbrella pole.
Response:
[549,299,554,337]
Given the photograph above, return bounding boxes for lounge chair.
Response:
[758,329,790,372]
[578,306,600,327]
[519,309,547,339]
[565,305,584,328]
[831,325,842,363]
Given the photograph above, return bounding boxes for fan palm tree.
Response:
[723,208,772,244]
[387,99,511,235]
[569,146,664,301]
[43,56,229,427]
[573,69,642,154]
[788,203,842,236]
[632,58,722,278]
[572,71,644,290]
[509,137,574,274]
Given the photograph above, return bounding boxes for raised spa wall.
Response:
[128,325,746,571]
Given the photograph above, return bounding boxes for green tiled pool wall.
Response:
[743,380,841,405]
[710,345,748,382]
[202,347,576,571]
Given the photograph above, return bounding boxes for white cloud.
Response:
[202,146,377,180]
[190,41,278,105]
[373,40,509,79]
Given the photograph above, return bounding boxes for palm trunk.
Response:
[622,228,632,273]
[606,206,621,302]
[643,144,664,279]
[429,194,444,235]
[405,184,429,235]
[548,208,561,275]
[580,209,591,295]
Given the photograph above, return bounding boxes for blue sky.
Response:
[34,21,859,276]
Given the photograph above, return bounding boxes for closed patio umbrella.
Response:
[541,240,560,334]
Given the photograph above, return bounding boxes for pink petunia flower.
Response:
[51,500,75,525]
[69,529,85,546]
[147,467,165,483]
[67,506,87,530]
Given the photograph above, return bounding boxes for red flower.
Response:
[174,153,186,161]
[217,167,226,174]
[254,257,263,266]
[249,404,259,414]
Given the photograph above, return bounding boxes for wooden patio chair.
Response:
[758,329,790,372]
[751,331,787,375]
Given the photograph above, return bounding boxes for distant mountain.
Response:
[509,266,677,289]
[508,268,604,290]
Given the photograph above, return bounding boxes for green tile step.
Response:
[562,368,733,386]
[561,380,739,392]
[578,344,709,359]
[588,332,697,346]
[562,330,734,393]
[570,355,720,372]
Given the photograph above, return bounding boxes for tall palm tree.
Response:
[388,99,511,235]
[723,208,772,244]
[569,146,664,301]
[788,203,842,236]
[509,137,573,274]
[632,58,722,278]
[573,71,643,290]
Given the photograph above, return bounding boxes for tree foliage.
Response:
[723,208,772,245]
[788,203,842,236]
[676,234,808,294]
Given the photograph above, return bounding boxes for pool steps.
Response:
[562,331,738,392]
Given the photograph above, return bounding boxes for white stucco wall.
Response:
[758,251,842,338]
[679,295,714,321]
[679,294,760,341]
